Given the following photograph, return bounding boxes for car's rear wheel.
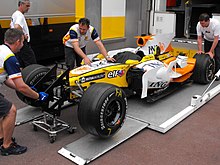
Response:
[78,83,127,138]
[16,64,50,106]
[192,53,215,84]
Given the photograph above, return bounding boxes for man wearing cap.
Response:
[10,0,37,68]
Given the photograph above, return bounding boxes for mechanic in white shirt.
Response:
[196,13,220,73]
[63,18,115,70]
[10,0,37,68]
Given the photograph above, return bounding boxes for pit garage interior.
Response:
[1,0,220,165]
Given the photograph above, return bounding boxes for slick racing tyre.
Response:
[78,83,127,138]
[16,64,50,106]
[192,53,215,84]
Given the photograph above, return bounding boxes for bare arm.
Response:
[14,24,28,40]
[4,78,16,89]
[5,77,39,99]
[208,35,219,58]
[95,40,115,62]
[72,41,91,65]
[197,35,203,54]
[14,24,22,31]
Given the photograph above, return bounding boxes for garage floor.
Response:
[0,80,220,165]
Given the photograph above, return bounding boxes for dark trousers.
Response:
[64,46,86,70]
[204,39,220,73]
[15,41,37,68]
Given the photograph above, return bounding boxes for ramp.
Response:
[16,106,41,126]
[58,117,149,165]
[127,82,220,133]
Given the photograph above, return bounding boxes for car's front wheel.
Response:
[78,83,127,138]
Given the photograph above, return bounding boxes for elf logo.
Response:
[107,70,125,78]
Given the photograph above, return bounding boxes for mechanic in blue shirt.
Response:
[0,28,48,156]
[63,18,115,70]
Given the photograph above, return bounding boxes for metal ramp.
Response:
[58,117,148,165]
[58,81,220,164]
[16,106,41,126]
[127,82,220,133]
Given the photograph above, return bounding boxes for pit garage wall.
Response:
[125,0,152,48]
[85,0,152,54]
[85,0,126,54]
[101,0,126,40]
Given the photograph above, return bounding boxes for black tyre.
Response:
[78,83,127,138]
[192,53,215,84]
[16,64,50,106]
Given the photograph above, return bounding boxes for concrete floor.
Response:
[0,81,220,165]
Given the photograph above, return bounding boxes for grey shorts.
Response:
[0,93,12,118]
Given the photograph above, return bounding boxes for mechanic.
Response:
[0,28,48,156]
[10,0,37,68]
[196,13,220,73]
[63,17,115,70]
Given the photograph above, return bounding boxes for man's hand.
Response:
[106,56,116,62]
[83,56,91,65]
[206,51,214,58]
[38,92,49,102]
[196,50,204,54]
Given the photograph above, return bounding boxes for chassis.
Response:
[17,34,215,140]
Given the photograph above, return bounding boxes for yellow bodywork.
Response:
[69,63,133,89]
[69,53,197,89]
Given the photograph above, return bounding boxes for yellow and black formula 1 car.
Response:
[17,34,215,139]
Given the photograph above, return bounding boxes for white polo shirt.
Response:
[197,18,220,42]
[0,44,21,84]
[10,10,30,42]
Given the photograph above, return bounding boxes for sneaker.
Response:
[0,137,16,146]
[1,142,27,156]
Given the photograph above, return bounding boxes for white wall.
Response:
[101,0,126,17]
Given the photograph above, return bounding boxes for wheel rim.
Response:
[207,60,215,81]
[104,100,122,127]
